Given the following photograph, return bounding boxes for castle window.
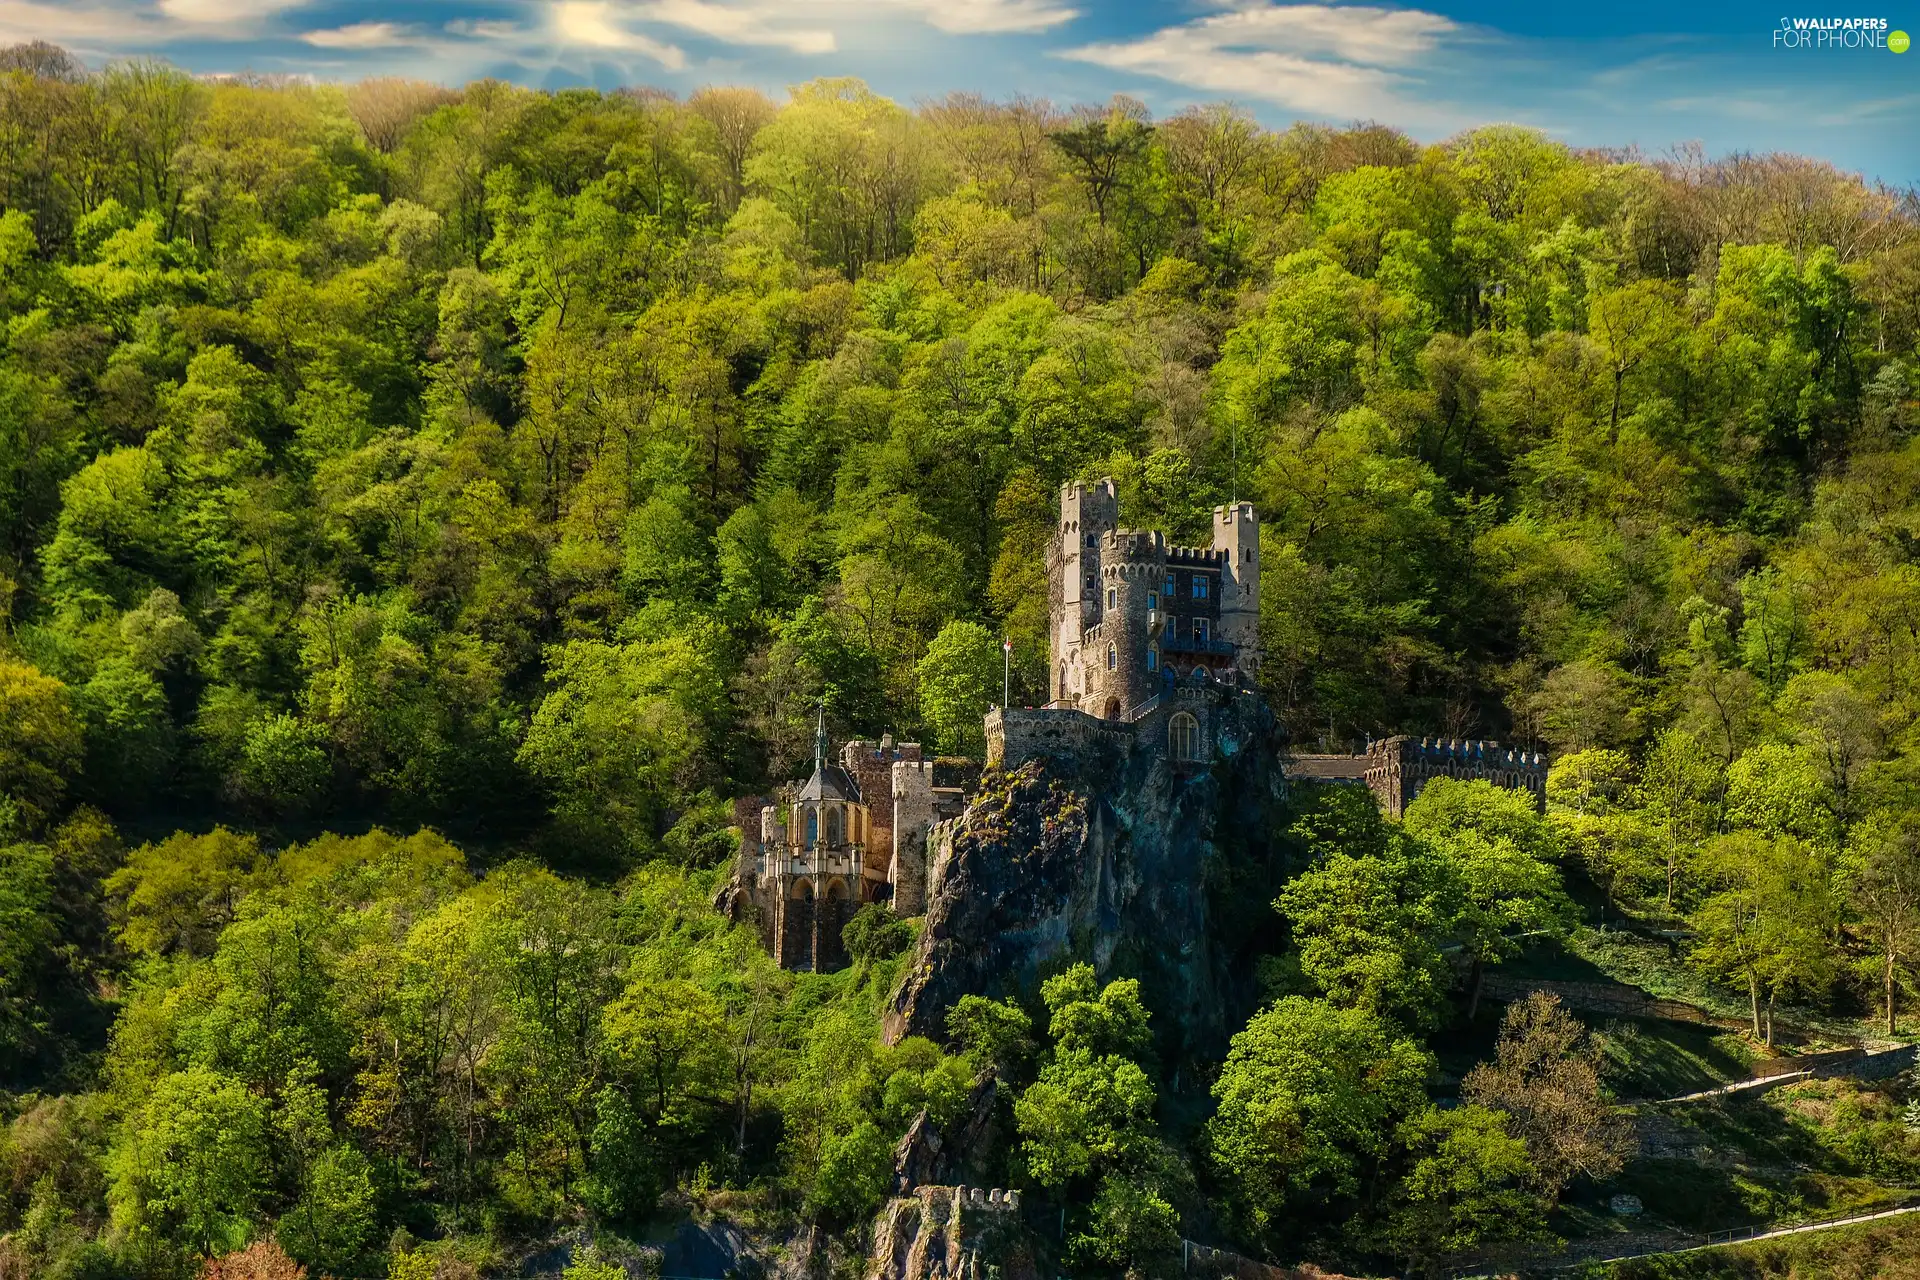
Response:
[827,807,843,846]
[1108,587,1116,609]
[1147,647,1158,672]
[1148,591,1157,609]
[1195,617,1210,644]
[1193,576,1209,599]
[1087,533,1097,548]
[1169,713,1199,762]
[1107,643,1117,671]
[805,808,818,846]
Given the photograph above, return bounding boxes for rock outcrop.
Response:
[884,688,1288,1059]
[867,1186,1035,1280]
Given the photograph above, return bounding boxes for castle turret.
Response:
[1055,478,1118,704]
[1213,501,1259,678]
[890,760,936,915]
[1083,529,1165,720]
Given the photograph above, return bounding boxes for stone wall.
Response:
[1367,736,1547,817]
[1285,738,1548,817]
[984,706,1135,771]
[1478,974,1717,1025]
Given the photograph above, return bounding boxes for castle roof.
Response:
[796,761,861,803]
[795,704,860,802]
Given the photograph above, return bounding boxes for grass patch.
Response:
[1561,928,1876,1043]
[1600,1020,1758,1100]
[1578,1210,1920,1277]
[1590,1160,1896,1232]
[1571,1078,1920,1247]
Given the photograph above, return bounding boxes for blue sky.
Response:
[5,0,1915,185]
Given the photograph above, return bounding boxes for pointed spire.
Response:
[814,702,829,769]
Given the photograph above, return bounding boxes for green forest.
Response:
[3,37,1920,1280]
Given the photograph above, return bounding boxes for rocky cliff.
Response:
[883,690,1289,1060]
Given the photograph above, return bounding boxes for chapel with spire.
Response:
[722,706,971,972]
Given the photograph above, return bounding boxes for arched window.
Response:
[1058,662,1067,697]
[1087,533,1097,548]
[1107,643,1117,671]
[804,807,818,845]
[827,807,843,846]
[1168,713,1199,762]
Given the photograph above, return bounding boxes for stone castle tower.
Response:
[1050,478,1260,717]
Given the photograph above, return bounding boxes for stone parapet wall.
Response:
[985,706,1135,770]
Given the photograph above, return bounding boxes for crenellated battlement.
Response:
[1102,528,1166,561]
[1061,477,1118,505]
[1371,735,1547,767]
[948,1185,1020,1211]
[1288,735,1549,817]
[892,759,939,788]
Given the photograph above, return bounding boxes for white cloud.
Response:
[0,0,321,46]
[552,0,687,67]
[157,0,310,23]
[897,0,1076,35]
[632,0,836,54]
[444,18,523,39]
[301,20,419,48]
[1060,1,1463,122]
[552,0,1076,63]
[0,0,166,44]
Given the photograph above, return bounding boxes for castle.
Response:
[724,479,1547,972]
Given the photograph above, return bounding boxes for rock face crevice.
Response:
[883,691,1288,1059]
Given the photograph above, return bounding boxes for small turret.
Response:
[1214,501,1259,677]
